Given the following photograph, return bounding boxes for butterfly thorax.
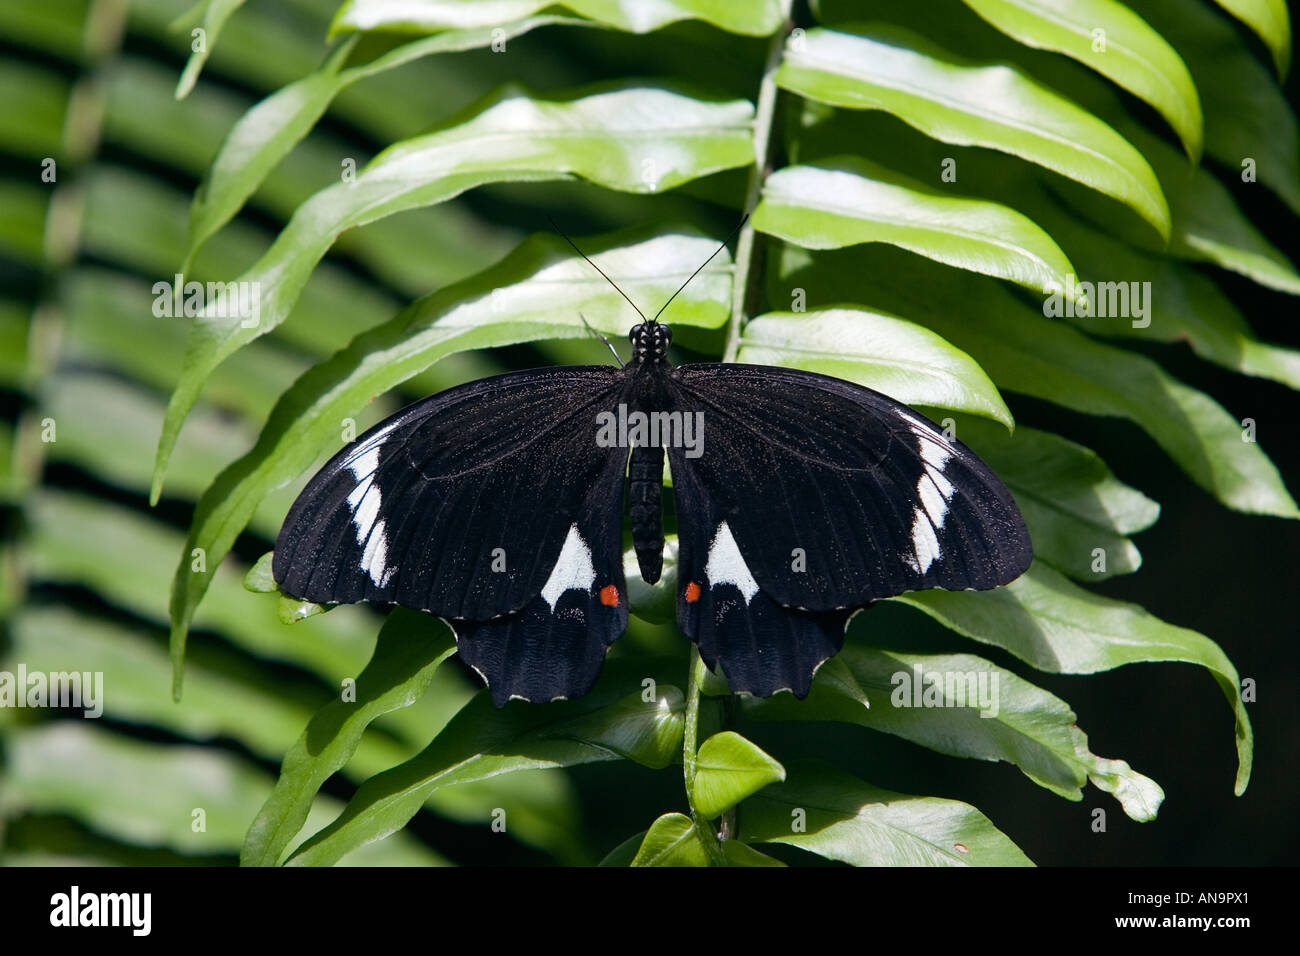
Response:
[628,321,672,366]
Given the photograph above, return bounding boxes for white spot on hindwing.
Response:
[905,427,954,574]
[705,521,760,604]
[540,523,596,610]
[346,425,398,588]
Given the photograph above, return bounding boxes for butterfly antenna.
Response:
[578,311,625,367]
[651,213,750,324]
[546,215,648,324]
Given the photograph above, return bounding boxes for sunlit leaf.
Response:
[1129,0,1298,214]
[899,561,1253,794]
[692,731,785,818]
[741,759,1034,865]
[962,0,1202,159]
[1119,124,1300,295]
[1206,0,1291,76]
[173,0,248,99]
[747,644,1164,820]
[738,307,1014,428]
[756,159,1076,295]
[242,609,456,866]
[954,415,1160,581]
[182,17,578,270]
[630,813,710,866]
[776,25,1170,238]
[286,660,686,865]
[331,0,786,37]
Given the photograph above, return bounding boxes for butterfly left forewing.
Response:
[274,365,634,705]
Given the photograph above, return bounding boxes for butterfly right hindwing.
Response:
[672,462,854,698]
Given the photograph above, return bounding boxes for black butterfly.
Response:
[274,230,1032,707]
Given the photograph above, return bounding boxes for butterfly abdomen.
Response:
[629,442,664,584]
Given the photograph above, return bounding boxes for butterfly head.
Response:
[629,321,671,364]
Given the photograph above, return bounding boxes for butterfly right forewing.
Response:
[667,363,1031,610]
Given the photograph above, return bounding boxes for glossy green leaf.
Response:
[242,609,456,866]
[1033,206,1300,391]
[152,84,754,502]
[1124,124,1300,295]
[182,16,579,270]
[956,416,1160,581]
[332,0,786,37]
[741,760,1033,865]
[756,159,1075,295]
[173,0,248,98]
[776,25,1170,238]
[286,660,686,865]
[553,688,687,771]
[899,561,1253,794]
[747,645,1164,820]
[630,813,710,866]
[692,731,786,818]
[926,302,1299,521]
[738,307,1014,428]
[1129,0,1299,214]
[1208,0,1291,76]
[278,595,330,624]
[962,0,1202,159]
[244,551,276,592]
[167,227,732,691]
[807,655,872,709]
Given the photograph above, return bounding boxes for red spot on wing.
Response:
[685,581,701,603]
[599,584,620,607]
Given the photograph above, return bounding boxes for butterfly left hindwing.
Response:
[665,363,1032,697]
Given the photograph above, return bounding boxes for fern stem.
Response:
[682,646,727,864]
[722,8,791,363]
[687,4,794,866]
